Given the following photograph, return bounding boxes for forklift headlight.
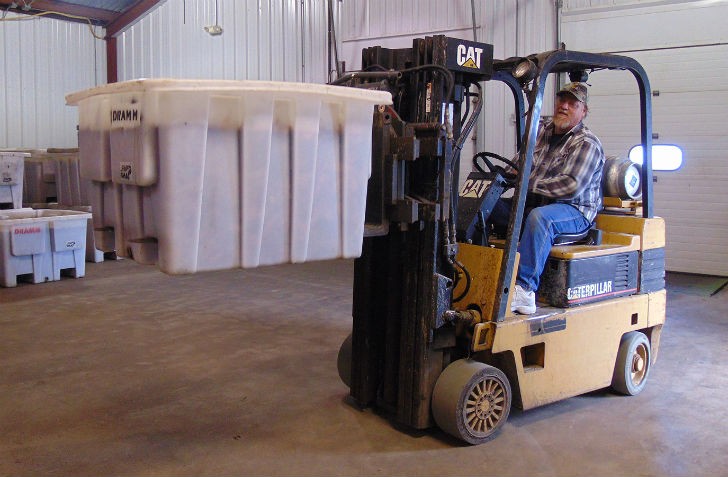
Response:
[513,59,537,83]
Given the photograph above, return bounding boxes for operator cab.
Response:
[454,51,664,318]
[456,151,650,314]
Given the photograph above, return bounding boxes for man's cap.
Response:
[557,82,588,104]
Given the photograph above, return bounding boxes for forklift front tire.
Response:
[612,331,651,396]
[337,333,353,388]
[432,359,512,445]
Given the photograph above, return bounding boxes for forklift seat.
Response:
[552,222,602,246]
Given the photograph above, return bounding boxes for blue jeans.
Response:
[490,199,590,292]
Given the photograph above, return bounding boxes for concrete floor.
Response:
[1,258,727,477]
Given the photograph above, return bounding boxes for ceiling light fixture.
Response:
[204,24,222,36]
[204,0,222,36]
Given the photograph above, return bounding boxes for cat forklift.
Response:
[334,36,666,444]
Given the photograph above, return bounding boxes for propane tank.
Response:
[602,156,642,200]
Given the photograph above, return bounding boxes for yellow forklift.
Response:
[334,37,665,444]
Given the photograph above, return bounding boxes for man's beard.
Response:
[553,114,573,132]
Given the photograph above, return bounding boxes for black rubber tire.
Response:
[432,359,512,445]
[337,333,353,388]
[612,331,651,396]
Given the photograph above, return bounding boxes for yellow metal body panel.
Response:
[647,289,666,327]
[454,214,666,410]
[472,322,496,352]
[647,290,667,362]
[596,215,665,250]
[603,197,643,215]
[603,197,642,209]
[453,243,519,320]
[490,289,666,410]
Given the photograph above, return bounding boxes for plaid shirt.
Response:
[528,119,605,222]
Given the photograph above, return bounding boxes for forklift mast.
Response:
[338,36,494,429]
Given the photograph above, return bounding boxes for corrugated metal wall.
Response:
[341,0,477,50]
[0,12,105,148]
[562,0,694,12]
[1,1,556,151]
[117,0,331,83]
[339,0,557,183]
[0,0,335,148]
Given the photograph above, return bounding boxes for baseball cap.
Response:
[557,82,588,104]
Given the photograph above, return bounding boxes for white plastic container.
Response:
[22,152,57,204]
[26,203,105,263]
[18,148,103,263]
[21,149,84,206]
[0,208,91,287]
[78,179,117,254]
[67,79,391,274]
[22,157,45,204]
[0,151,28,209]
[50,151,85,206]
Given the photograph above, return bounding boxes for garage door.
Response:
[561,1,728,276]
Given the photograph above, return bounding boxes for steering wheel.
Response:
[473,152,519,184]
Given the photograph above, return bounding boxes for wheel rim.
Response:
[464,377,507,436]
[630,342,649,386]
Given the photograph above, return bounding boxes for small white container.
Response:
[0,208,91,287]
[67,79,391,274]
[22,158,46,204]
[78,179,117,253]
[51,152,85,206]
[26,203,105,263]
[0,152,28,209]
[22,153,57,204]
[22,150,85,206]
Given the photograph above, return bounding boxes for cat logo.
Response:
[460,178,489,198]
[457,44,484,69]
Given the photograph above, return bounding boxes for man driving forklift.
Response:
[489,82,605,314]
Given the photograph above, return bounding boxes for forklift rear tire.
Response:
[432,359,512,445]
[612,331,651,396]
[337,333,353,388]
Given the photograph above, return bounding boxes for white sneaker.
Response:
[511,284,536,315]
